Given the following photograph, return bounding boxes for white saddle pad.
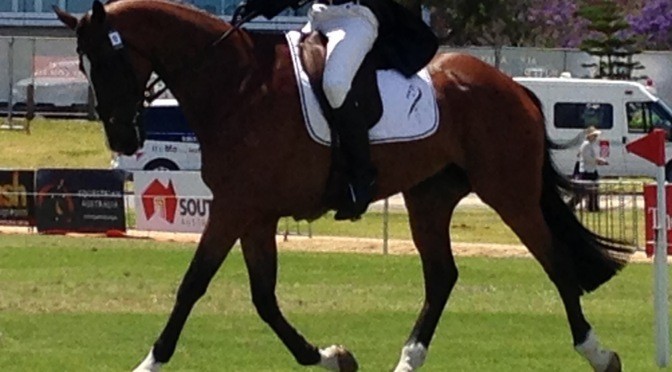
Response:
[285,31,439,146]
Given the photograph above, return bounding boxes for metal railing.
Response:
[570,179,644,248]
[277,179,646,252]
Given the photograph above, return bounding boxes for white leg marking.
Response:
[132,348,163,372]
[575,329,613,372]
[394,342,427,372]
[318,345,341,371]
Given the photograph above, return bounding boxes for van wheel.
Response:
[144,159,179,171]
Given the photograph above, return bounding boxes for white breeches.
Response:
[302,2,379,109]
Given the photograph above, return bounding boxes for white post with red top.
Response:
[626,129,669,367]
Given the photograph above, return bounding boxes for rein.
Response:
[142,9,261,105]
[142,0,313,104]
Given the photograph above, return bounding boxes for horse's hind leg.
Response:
[473,174,621,371]
[240,218,358,371]
[133,202,250,372]
[394,166,470,371]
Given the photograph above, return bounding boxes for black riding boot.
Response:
[331,104,377,221]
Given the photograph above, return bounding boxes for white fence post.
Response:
[382,198,389,255]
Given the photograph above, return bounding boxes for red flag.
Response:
[626,129,666,166]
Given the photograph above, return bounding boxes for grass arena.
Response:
[0,227,667,371]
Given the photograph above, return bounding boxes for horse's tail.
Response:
[522,86,635,293]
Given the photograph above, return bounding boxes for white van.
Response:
[111,99,201,171]
[514,77,672,179]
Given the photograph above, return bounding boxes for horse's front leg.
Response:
[133,202,251,372]
[241,217,358,371]
[394,171,469,371]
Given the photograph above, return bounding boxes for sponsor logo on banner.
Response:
[0,170,36,226]
[134,172,212,233]
[142,179,178,223]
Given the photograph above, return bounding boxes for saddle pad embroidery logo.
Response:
[285,31,439,146]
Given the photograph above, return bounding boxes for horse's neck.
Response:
[155,33,284,147]
[119,5,254,121]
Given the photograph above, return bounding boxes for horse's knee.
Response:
[425,262,458,302]
[176,258,220,301]
[439,265,459,300]
[251,292,281,324]
[176,278,208,303]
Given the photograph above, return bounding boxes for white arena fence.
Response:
[0,169,649,253]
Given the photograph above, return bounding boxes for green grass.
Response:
[285,209,523,245]
[0,234,669,371]
[0,118,109,169]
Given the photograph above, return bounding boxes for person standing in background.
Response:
[578,126,608,212]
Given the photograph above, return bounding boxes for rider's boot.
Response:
[331,103,377,221]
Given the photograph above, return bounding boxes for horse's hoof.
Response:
[604,352,621,372]
[335,346,358,372]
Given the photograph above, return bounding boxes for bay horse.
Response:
[55,1,632,371]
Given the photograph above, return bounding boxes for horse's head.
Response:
[55,0,151,155]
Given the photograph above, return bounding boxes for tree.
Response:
[627,0,672,50]
[526,0,586,47]
[577,0,644,79]
[427,0,534,46]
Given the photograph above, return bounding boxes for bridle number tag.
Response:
[108,31,123,49]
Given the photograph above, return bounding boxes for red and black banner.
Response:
[35,169,126,233]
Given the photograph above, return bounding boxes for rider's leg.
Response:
[331,95,377,220]
[318,4,379,220]
[320,4,378,108]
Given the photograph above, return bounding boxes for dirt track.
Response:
[1,225,658,263]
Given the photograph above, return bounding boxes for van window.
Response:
[627,101,672,135]
[141,105,196,143]
[553,103,613,129]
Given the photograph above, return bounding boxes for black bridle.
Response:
[75,6,264,149]
[79,6,262,117]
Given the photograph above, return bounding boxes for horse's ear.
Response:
[53,5,78,30]
[91,0,106,23]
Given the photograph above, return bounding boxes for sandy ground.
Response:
[0,225,661,263]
